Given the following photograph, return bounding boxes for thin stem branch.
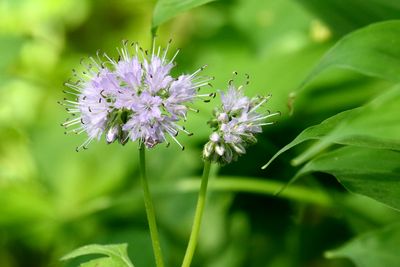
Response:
[181,160,212,267]
[72,176,333,221]
[139,144,165,267]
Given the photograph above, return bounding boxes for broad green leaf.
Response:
[152,0,217,29]
[61,244,134,267]
[80,258,121,267]
[296,20,400,94]
[262,108,353,169]
[326,223,400,267]
[295,0,400,36]
[296,146,400,211]
[262,85,400,169]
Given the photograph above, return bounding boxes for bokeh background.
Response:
[1,0,400,266]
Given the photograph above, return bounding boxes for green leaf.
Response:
[61,244,134,267]
[152,0,217,29]
[297,20,400,94]
[80,258,122,267]
[326,223,400,267]
[262,85,400,169]
[295,0,400,36]
[297,146,400,211]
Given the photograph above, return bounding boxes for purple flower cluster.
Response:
[203,83,279,164]
[61,41,212,151]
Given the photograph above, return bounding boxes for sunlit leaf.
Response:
[296,20,400,95]
[262,85,400,169]
[296,146,400,211]
[152,0,217,29]
[61,244,134,267]
[326,223,400,267]
[296,0,400,35]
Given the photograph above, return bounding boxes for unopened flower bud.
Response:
[215,144,225,156]
[210,132,220,142]
[106,126,119,144]
[203,141,215,158]
[217,112,229,122]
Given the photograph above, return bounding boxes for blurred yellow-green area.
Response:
[1,0,400,267]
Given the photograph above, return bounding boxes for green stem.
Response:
[139,144,165,267]
[151,26,158,41]
[181,160,212,267]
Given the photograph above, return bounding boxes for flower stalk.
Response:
[181,160,212,267]
[139,144,165,267]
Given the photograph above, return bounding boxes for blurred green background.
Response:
[1,0,400,266]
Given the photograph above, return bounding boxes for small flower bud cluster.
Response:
[60,40,213,151]
[203,83,279,164]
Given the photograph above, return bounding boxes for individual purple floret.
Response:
[203,80,279,164]
[60,40,214,151]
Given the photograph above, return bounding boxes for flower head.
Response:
[60,40,213,151]
[203,81,279,164]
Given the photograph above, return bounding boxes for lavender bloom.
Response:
[203,83,279,164]
[61,65,118,151]
[60,40,213,151]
